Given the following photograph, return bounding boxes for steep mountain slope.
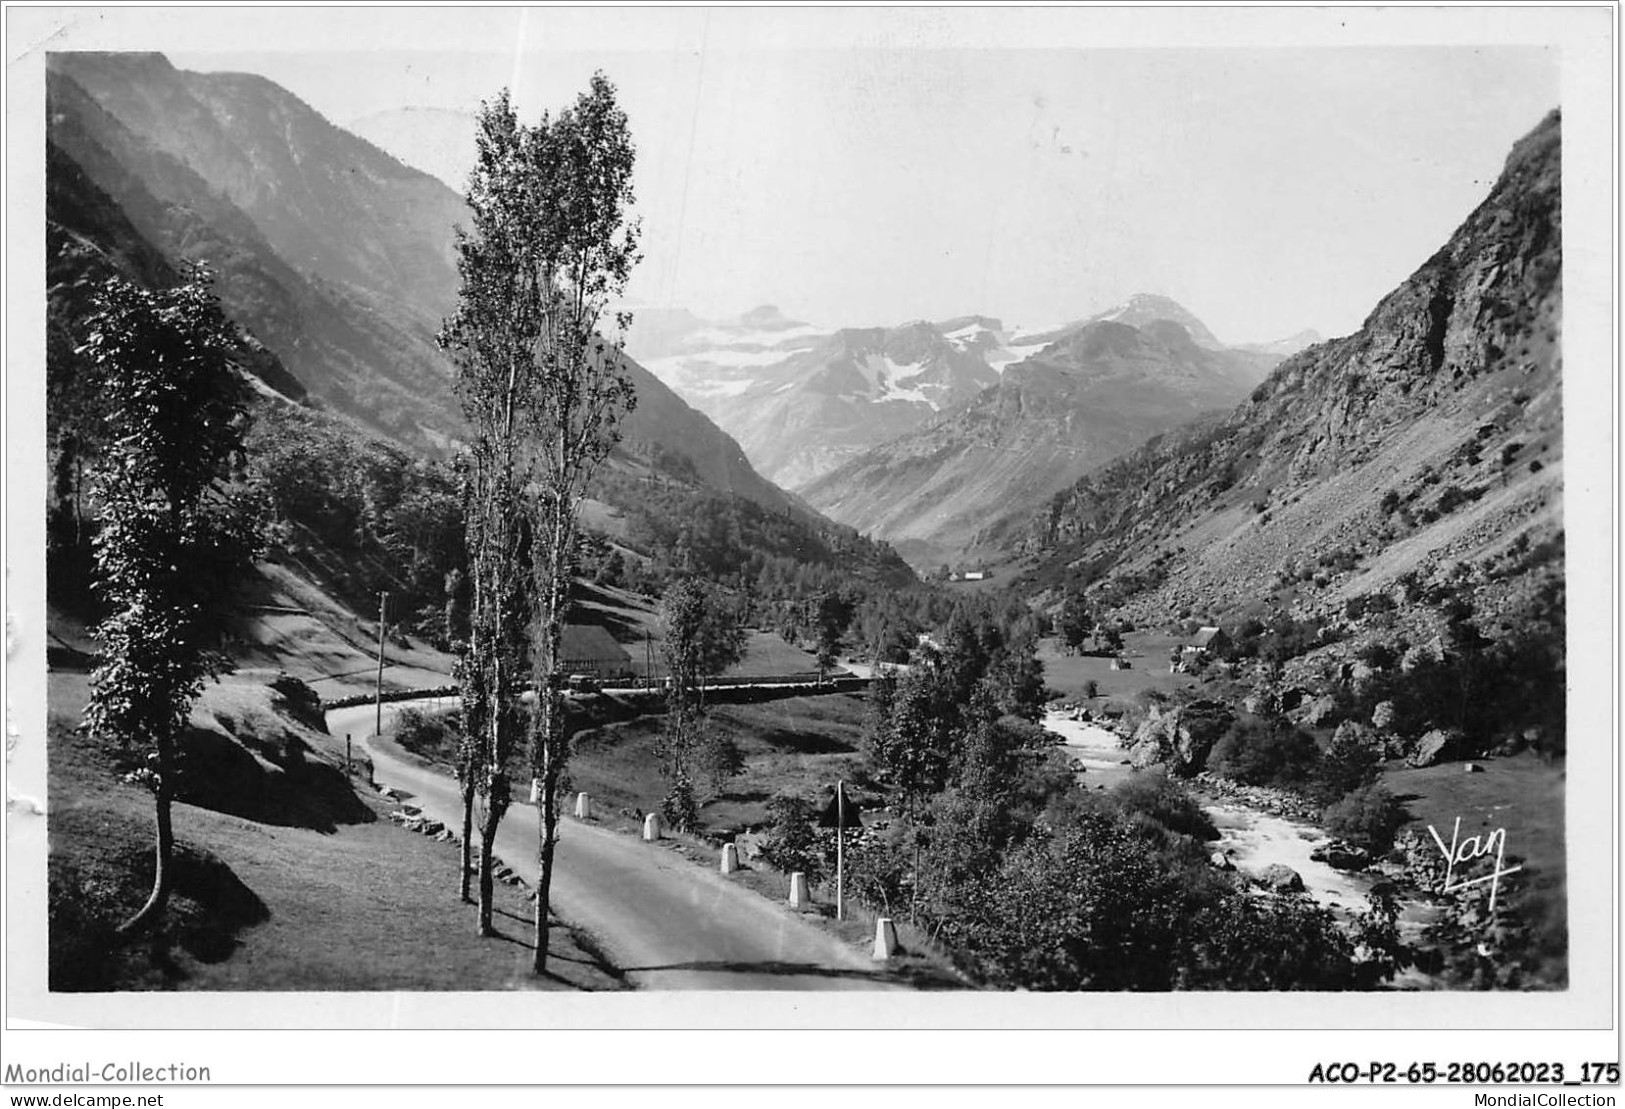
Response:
[44,51,911,589]
[798,311,1273,569]
[45,53,823,522]
[47,62,454,447]
[1013,110,1562,639]
[46,136,307,445]
[51,52,464,325]
[632,310,1036,489]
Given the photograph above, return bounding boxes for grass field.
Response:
[1036,634,1200,703]
[724,631,826,679]
[567,692,872,837]
[576,584,828,680]
[46,666,622,992]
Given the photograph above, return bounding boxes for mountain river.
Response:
[1043,709,1448,987]
[1044,710,1373,914]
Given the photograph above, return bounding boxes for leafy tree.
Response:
[866,666,956,819]
[760,795,825,886]
[1058,585,1093,654]
[80,269,261,935]
[441,76,641,971]
[658,577,746,827]
[1314,721,1384,803]
[984,634,1048,721]
[947,809,1202,990]
[810,592,852,680]
[1209,714,1320,788]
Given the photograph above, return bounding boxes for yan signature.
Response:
[1427,815,1523,914]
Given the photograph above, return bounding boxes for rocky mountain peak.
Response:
[1085,292,1226,349]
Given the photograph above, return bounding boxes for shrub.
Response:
[1107,770,1219,842]
[1209,715,1319,788]
[841,823,912,916]
[660,772,700,833]
[1357,641,1399,671]
[391,707,460,760]
[1323,784,1407,853]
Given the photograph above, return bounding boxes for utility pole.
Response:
[836,779,845,922]
[374,590,388,736]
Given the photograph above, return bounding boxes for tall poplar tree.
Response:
[440,90,543,936]
[440,76,641,967]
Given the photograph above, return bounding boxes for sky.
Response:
[138,9,1566,341]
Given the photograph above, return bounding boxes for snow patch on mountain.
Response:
[859,353,944,410]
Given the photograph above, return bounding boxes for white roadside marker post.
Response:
[873,917,898,960]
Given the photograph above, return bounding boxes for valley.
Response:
[34,46,1574,1003]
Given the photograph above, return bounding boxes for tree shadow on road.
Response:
[493,906,631,988]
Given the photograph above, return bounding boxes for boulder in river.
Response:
[1310,840,1372,871]
[1254,863,1305,892]
[1126,700,1234,775]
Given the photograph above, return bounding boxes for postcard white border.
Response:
[2,3,1617,1086]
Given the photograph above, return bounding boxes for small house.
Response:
[963,570,987,581]
[1183,626,1229,656]
[560,624,633,680]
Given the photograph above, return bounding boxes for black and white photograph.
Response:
[2,2,1617,1093]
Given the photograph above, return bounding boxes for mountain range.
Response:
[628,308,1045,489]
[796,312,1281,567]
[627,294,1316,568]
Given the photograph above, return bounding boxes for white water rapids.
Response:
[1042,710,1374,916]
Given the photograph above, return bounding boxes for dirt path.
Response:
[327,701,906,991]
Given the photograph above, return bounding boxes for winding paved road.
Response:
[327,700,904,991]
